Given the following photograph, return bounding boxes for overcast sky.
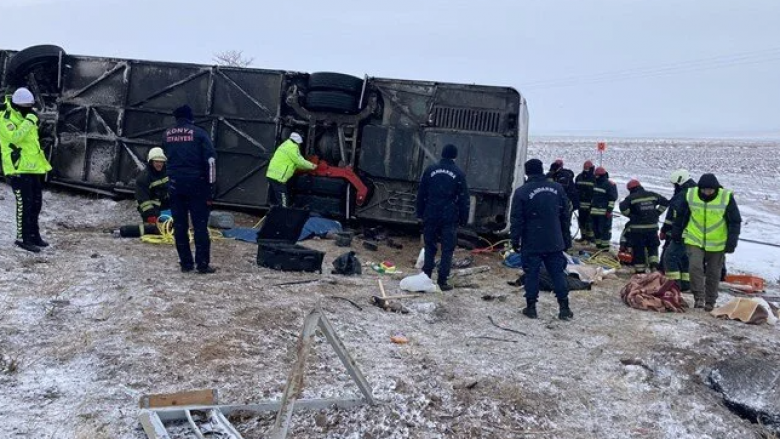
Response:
[2,0,778,138]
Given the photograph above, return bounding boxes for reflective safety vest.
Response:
[683,187,731,252]
[266,139,316,183]
[0,100,52,176]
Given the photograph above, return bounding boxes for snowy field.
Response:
[0,138,778,439]
[531,138,780,282]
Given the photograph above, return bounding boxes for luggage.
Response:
[256,207,325,273]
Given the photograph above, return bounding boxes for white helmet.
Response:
[670,169,689,185]
[289,132,303,144]
[147,147,167,162]
[11,87,35,106]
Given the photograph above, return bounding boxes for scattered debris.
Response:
[390,335,409,344]
[140,389,218,409]
[707,358,780,434]
[619,358,653,373]
[472,336,518,343]
[481,294,507,302]
[272,279,319,287]
[325,296,363,311]
[488,316,528,336]
[362,241,379,251]
[386,238,403,249]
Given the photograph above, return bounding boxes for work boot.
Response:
[693,298,705,309]
[32,236,49,247]
[438,283,453,292]
[15,240,41,253]
[197,265,217,274]
[558,298,574,321]
[180,264,194,273]
[704,303,715,312]
[521,300,537,319]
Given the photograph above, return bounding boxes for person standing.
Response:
[619,179,669,273]
[547,159,579,222]
[265,132,316,207]
[0,87,52,252]
[660,169,697,291]
[590,166,617,250]
[672,173,741,311]
[574,160,596,243]
[416,144,469,291]
[510,159,573,320]
[135,147,170,224]
[162,105,217,274]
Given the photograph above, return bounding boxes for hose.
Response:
[579,249,621,269]
[140,218,226,245]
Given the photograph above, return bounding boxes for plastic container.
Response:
[724,274,764,292]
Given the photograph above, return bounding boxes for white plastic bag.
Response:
[400,272,437,293]
[415,248,425,269]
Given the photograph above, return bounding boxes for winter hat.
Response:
[594,166,607,177]
[697,173,721,189]
[549,159,563,172]
[524,158,544,175]
[627,179,641,190]
[442,144,458,159]
[173,104,194,121]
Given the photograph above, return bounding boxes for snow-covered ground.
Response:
[532,138,780,282]
[0,138,779,439]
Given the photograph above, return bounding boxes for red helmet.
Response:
[594,166,607,176]
[554,159,563,166]
[627,179,641,190]
[583,160,593,170]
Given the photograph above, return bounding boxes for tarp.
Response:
[222,217,342,243]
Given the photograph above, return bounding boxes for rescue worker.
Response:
[510,159,573,320]
[265,132,316,207]
[671,173,741,311]
[619,179,669,273]
[574,160,596,243]
[590,166,617,250]
[162,105,217,274]
[547,159,579,222]
[0,87,52,253]
[135,147,170,224]
[660,169,697,291]
[416,144,469,291]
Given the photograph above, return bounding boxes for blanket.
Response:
[620,272,688,312]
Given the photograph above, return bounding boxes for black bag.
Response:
[332,251,361,276]
[256,207,325,273]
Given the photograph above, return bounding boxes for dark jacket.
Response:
[135,165,170,219]
[161,120,217,182]
[510,174,571,254]
[591,174,618,216]
[661,178,696,236]
[416,158,470,224]
[619,186,669,232]
[575,168,595,210]
[547,167,579,210]
[671,187,742,252]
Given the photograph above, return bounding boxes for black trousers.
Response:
[422,217,457,285]
[592,214,612,249]
[9,174,43,243]
[577,208,594,240]
[170,177,211,270]
[663,240,690,291]
[627,229,660,273]
[268,179,290,207]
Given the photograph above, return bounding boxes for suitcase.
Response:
[256,207,325,273]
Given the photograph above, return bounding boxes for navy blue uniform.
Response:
[416,158,469,286]
[510,174,571,302]
[661,178,696,290]
[619,186,669,273]
[162,120,217,271]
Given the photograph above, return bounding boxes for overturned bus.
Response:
[0,45,528,232]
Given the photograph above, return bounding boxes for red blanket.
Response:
[620,272,688,312]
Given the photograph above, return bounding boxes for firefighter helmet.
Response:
[670,169,689,185]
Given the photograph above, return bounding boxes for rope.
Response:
[579,249,621,269]
[140,218,226,245]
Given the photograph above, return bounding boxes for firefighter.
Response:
[590,167,617,250]
[510,159,573,320]
[660,169,697,291]
[574,160,596,243]
[162,105,217,274]
[416,144,469,291]
[0,87,52,253]
[547,159,578,219]
[672,173,741,311]
[619,179,669,273]
[265,132,316,207]
[135,147,170,224]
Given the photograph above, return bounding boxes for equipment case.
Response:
[256,207,325,273]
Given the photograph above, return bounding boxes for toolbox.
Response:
[256,207,325,273]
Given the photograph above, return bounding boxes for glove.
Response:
[725,243,736,254]
[659,231,667,241]
[511,242,520,253]
[25,113,39,125]
[605,211,612,219]
[146,216,158,224]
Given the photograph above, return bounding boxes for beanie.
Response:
[173,104,194,121]
[697,173,721,189]
[442,144,458,159]
[524,158,544,176]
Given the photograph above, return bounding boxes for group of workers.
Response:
[1,86,745,315]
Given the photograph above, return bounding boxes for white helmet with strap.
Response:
[289,132,303,144]
[670,169,689,185]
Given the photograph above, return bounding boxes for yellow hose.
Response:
[141,218,225,245]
